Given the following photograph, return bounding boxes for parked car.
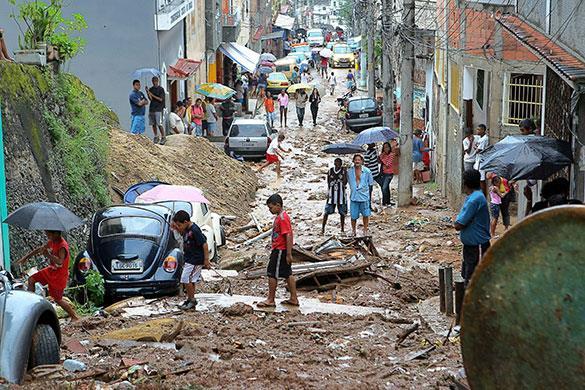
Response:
[329,44,355,68]
[345,97,383,132]
[267,72,291,94]
[306,29,325,47]
[225,118,276,159]
[73,204,184,302]
[292,43,311,54]
[0,269,61,384]
[274,57,298,80]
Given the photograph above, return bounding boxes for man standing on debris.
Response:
[454,170,491,287]
[172,210,210,310]
[205,97,219,136]
[146,76,165,144]
[364,143,381,208]
[348,154,374,237]
[322,158,348,235]
[258,194,299,307]
[129,79,148,135]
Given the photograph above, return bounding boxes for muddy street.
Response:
[42,71,467,389]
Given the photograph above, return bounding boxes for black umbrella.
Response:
[4,202,84,232]
[322,143,365,155]
[479,135,572,180]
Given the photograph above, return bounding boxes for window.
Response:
[333,45,351,54]
[200,203,209,216]
[229,124,267,137]
[155,201,193,215]
[505,73,543,125]
[348,98,377,111]
[98,217,162,238]
[476,69,485,110]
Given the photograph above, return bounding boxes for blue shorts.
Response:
[207,122,217,136]
[324,203,347,216]
[130,115,145,134]
[192,123,203,136]
[350,201,371,220]
[490,203,500,219]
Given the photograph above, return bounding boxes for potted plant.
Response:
[9,0,87,66]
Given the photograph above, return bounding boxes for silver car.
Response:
[225,118,276,159]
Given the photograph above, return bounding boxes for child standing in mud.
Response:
[257,194,299,308]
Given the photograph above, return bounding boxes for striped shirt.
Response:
[364,148,380,178]
[327,167,347,205]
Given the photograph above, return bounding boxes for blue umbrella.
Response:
[322,143,365,155]
[352,126,399,145]
[131,68,162,80]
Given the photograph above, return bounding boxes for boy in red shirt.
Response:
[258,194,298,307]
[17,230,79,321]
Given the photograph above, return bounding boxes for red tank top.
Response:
[48,238,70,288]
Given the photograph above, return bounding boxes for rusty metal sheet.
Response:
[461,206,585,389]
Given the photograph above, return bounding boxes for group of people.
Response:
[129,77,225,144]
[258,87,322,129]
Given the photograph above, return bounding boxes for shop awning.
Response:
[167,58,201,80]
[274,14,295,31]
[219,42,261,73]
[261,31,285,41]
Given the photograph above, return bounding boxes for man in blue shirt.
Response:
[412,129,431,183]
[129,79,148,135]
[347,154,374,237]
[454,169,491,286]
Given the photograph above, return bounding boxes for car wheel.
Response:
[28,323,60,369]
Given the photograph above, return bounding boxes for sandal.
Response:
[255,301,276,308]
[281,299,300,306]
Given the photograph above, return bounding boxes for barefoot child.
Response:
[489,175,503,237]
[258,194,299,307]
[258,133,290,178]
[172,210,210,310]
[17,231,78,321]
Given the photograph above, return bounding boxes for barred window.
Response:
[505,73,543,125]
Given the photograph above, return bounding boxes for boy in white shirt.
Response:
[258,133,290,178]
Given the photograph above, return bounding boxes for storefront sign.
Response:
[154,0,195,31]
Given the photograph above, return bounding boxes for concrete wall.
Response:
[516,0,547,31]
[549,1,585,60]
[186,2,208,91]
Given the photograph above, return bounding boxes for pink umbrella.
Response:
[136,185,210,204]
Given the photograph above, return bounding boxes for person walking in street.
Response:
[487,172,513,231]
[169,102,185,134]
[320,56,329,77]
[146,76,165,144]
[346,70,355,89]
[364,143,381,207]
[257,193,299,308]
[462,127,477,172]
[329,72,337,95]
[322,158,348,235]
[258,132,290,178]
[16,231,79,321]
[172,210,210,310]
[474,124,489,195]
[301,70,310,84]
[205,97,218,136]
[190,98,205,136]
[348,154,374,237]
[257,72,268,97]
[249,74,258,98]
[412,129,431,183]
[220,98,236,136]
[291,66,300,84]
[278,90,289,128]
[264,92,276,128]
[295,89,308,127]
[309,88,321,126]
[129,79,148,135]
[454,169,491,287]
[379,141,398,206]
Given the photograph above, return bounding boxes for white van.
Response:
[306,29,324,47]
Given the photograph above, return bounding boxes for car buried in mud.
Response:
[0,269,61,384]
[73,204,184,303]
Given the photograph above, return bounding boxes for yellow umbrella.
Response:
[194,83,236,99]
[287,83,315,93]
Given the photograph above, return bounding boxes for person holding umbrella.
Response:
[322,158,348,235]
[16,231,78,321]
[309,88,321,126]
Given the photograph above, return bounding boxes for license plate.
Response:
[111,259,143,273]
[240,142,256,147]
[359,113,369,118]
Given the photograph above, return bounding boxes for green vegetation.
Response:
[338,0,354,27]
[44,73,112,206]
[9,0,87,61]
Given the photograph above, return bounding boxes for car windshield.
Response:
[269,73,288,82]
[230,124,267,137]
[333,46,351,54]
[98,217,163,238]
[155,201,193,215]
[348,99,377,111]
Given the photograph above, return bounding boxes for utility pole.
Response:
[397,0,415,207]
[381,0,394,126]
[367,0,376,97]
[359,1,368,90]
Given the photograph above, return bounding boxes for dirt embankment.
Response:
[107,131,258,217]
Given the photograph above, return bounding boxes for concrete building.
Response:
[500,0,585,201]
[432,0,544,205]
[1,0,199,134]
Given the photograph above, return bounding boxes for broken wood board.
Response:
[243,254,368,279]
[296,262,372,291]
[98,319,189,342]
[194,293,389,316]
